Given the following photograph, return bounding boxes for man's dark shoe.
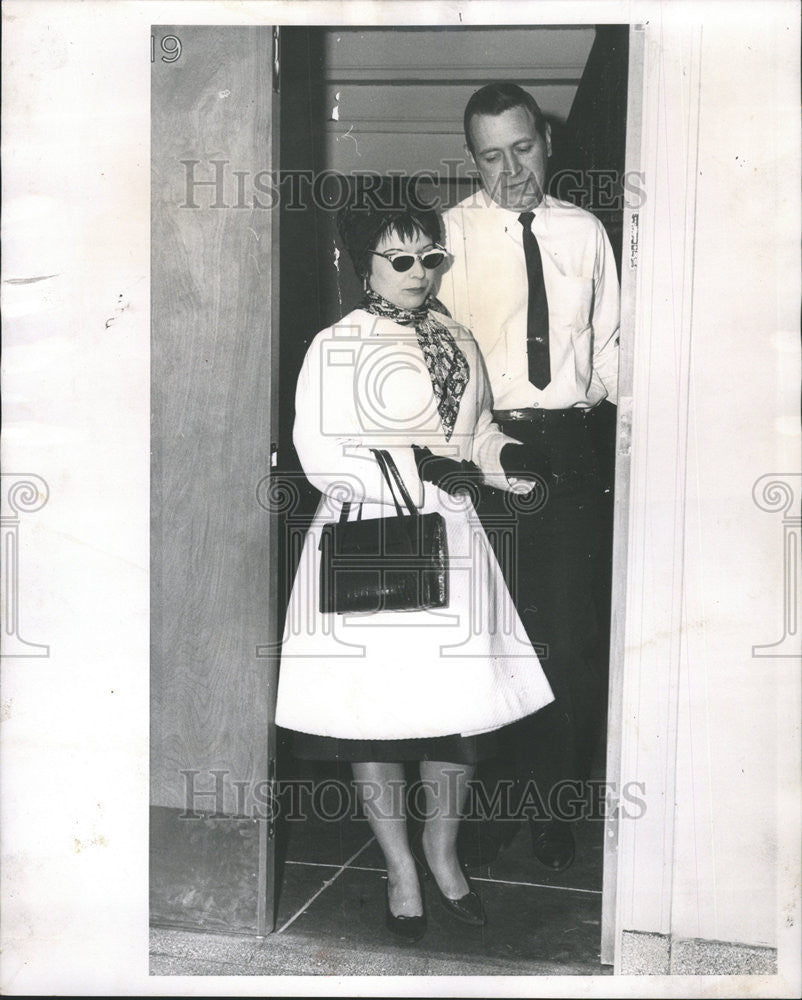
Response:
[458,821,522,871]
[530,819,576,872]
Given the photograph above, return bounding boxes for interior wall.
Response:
[614,7,798,962]
[670,9,796,950]
[322,26,595,176]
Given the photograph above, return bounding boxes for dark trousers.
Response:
[472,406,614,826]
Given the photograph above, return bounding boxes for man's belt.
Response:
[493,407,592,422]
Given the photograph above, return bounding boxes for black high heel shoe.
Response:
[530,819,576,872]
[411,831,486,927]
[384,881,427,943]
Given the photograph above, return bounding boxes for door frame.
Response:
[600,21,705,969]
[266,21,705,962]
[600,21,646,965]
[150,23,280,938]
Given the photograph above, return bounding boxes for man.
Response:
[437,83,620,871]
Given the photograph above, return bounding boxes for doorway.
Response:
[271,24,630,972]
[149,20,637,973]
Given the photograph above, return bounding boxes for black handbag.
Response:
[318,449,449,614]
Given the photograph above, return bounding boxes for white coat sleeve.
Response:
[468,343,524,493]
[293,331,424,508]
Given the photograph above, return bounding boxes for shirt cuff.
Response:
[474,430,522,493]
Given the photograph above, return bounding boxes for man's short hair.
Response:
[463,83,548,152]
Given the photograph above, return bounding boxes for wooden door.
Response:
[150,25,279,936]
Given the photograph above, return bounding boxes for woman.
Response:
[275,178,553,942]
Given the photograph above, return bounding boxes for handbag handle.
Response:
[338,501,363,523]
[372,449,417,517]
[338,449,417,523]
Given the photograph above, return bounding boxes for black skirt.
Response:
[290,729,500,764]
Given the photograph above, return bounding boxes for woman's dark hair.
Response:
[337,176,443,280]
[463,83,547,152]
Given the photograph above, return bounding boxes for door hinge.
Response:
[617,396,633,457]
[272,27,280,94]
[267,757,277,840]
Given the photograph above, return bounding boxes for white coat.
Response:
[274,308,554,740]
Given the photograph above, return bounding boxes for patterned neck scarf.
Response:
[361,288,470,441]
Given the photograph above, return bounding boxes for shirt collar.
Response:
[481,191,552,234]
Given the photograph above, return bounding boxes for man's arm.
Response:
[591,221,621,405]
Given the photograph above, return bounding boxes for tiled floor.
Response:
[151,758,611,976]
[275,766,606,971]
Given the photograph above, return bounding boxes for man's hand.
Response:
[499,443,552,484]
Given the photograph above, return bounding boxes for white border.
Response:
[1,2,799,996]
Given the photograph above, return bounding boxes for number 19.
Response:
[151,34,182,63]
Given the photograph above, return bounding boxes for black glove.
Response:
[499,443,552,482]
[412,445,483,497]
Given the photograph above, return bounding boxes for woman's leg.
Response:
[352,761,422,917]
[419,760,473,898]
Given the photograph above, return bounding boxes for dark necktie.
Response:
[518,211,551,390]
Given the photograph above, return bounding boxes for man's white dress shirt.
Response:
[438,191,620,411]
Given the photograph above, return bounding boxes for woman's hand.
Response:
[412,446,484,497]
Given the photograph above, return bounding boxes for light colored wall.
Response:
[322,27,595,175]
[615,5,799,959]
[671,7,798,949]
